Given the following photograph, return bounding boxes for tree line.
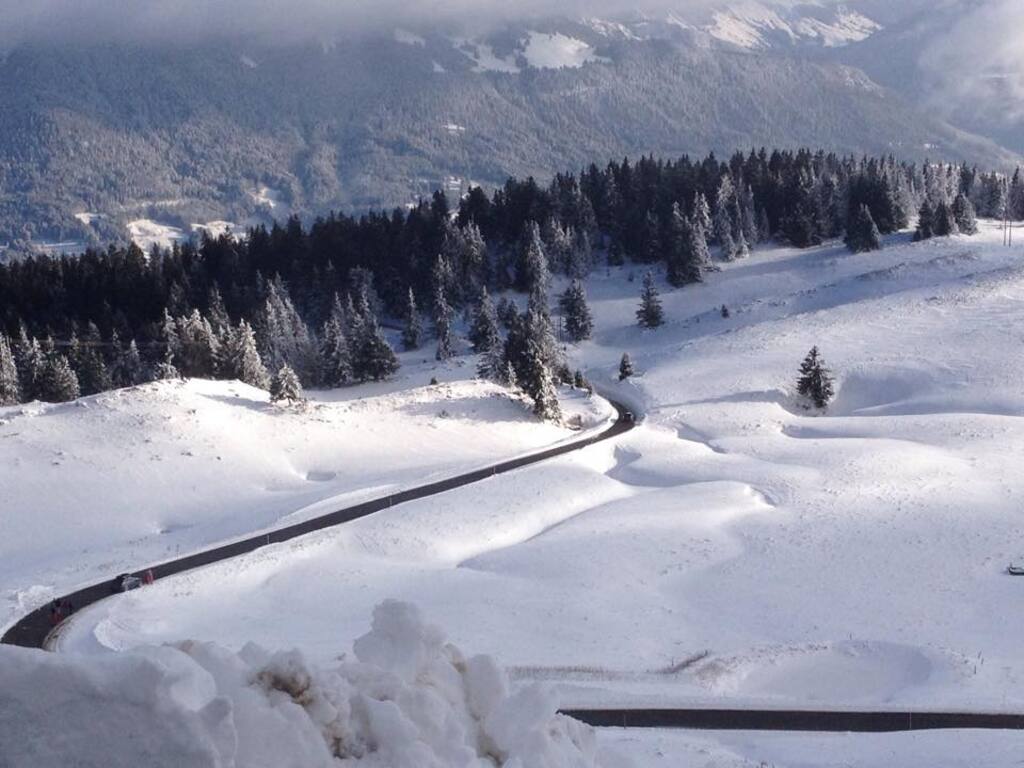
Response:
[0,148,999,416]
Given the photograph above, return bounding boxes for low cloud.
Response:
[919,0,1024,123]
[0,0,727,46]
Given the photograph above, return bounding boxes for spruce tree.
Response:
[844,205,882,253]
[434,282,454,361]
[914,200,934,242]
[952,193,978,235]
[619,352,634,381]
[38,352,80,403]
[353,306,400,382]
[270,365,303,404]
[402,288,422,351]
[76,344,112,396]
[319,310,353,388]
[558,280,593,342]
[796,346,834,410]
[0,335,19,405]
[469,288,501,354]
[477,342,507,383]
[15,333,45,401]
[222,320,270,389]
[531,362,561,422]
[636,271,664,329]
[119,340,146,386]
[932,201,959,237]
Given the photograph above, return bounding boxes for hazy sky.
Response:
[0,0,715,44]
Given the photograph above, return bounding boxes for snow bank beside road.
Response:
[0,600,622,768]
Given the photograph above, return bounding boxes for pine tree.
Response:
[496,297,519,329]
[796,346,834,409]
[693,192,712,238]
[352,297,400,382]
[0,335,19,405]
[402,288,423,351]
[468,288,501,354]
[952,193,978,235]
[531,363,561,421]
[270,365,303,404]
[520,221,550,301]
[256,277,315,383]
[844,205,882,253]
[38,352,80,403]
[222,320,270,389]
[434,282,454,361]
[914,200,934,242]
[118,340,146,387]
[714,176,738,260]
[636,271,664,329]
[14,328,43,402]
[174,310,220,379]
[619,352,634,381]
[932,201,959,237]
[477,342,507,384]
[206,285,232,344]
[558,280,593,342]
[76,344,112,396]
[319,308,353,388]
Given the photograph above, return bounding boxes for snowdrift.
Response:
[0,600,622,768]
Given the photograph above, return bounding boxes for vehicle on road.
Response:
[623,411,636,424]
[1008,564,1024,576]
[111,573,142,593]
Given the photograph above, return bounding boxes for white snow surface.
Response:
[8,220,1024,764]
[127,218,187,251]
[0,378,608,633]
[521,33,606,70]
[55,222,1024,727]
[0,599,622,768]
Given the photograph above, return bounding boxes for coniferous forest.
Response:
[0,148,1012,416]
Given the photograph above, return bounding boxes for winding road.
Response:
[3,398,1022,733]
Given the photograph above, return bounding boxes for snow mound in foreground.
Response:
[0,600,622,768]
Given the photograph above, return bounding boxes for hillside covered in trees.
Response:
[0,148,1010,417]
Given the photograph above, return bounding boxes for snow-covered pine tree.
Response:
[496,297,518,329]
[476,340,507,384]
[351,293,399,382]
[174,310,220,379]
[558,280,593,342]
[270,364,303,404]
[38,352,80,403]
[757,207,771,243]
[843,205,882,253]
[76,343,112,396]
[256,277,315,382]
[468,288,501,354]
[206,285,232,344]
[119,339,146,386]
[402,288,423,351]
[932,201,959,237]
[519,221,550,300]
[319,308,353,388]
[434,281,454,361]
[740,184,759,246]
[530,361,561,422]
[619,352,634,381]
[952,193,978,235]
[568,228,592,279]
[914,199,934,242]
[714,176,738,260]
[222,320,270,389]
[693,192,712,239]
[636,271,664,329]
[796,346,834,410]
[0,335,20,405]
[14,327,44,401]
[542,218,572,274]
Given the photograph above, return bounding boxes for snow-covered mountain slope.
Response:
[0,375,609,633]
[57,221,1024,736]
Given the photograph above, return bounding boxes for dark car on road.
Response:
[111,573,142,593]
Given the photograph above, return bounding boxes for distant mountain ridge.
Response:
[0,5,1017,257]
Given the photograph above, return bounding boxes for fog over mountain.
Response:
[0,0,1020,256]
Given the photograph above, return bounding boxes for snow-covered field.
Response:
[0,377,609,634]
[6,220,1024,765]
